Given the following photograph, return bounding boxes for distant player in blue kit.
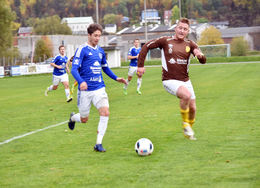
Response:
[123,39,142,95]
[68,23,127,152]
[45,45,73,102]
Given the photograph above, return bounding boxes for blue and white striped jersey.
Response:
[128,46,141,66]
[71,44,117,91]
[52,55,68,76]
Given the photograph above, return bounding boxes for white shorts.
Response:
[52,73,69,86]
[128,66,137,77]
[77,87,109,118]
[162,79,196,99]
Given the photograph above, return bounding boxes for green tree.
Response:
[198,26,224,45]
[33,15,72,35]
[231,37,249,56]
[171,5,180,24]
[34,38,52,62]
[103,14,117,25]
[0,0,16,57]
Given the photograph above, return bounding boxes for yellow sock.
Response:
[189,119,195,127]
[180,108,189,127]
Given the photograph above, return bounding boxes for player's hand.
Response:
[137,67,145,77]
[56,65,63,69]
[116,77,127,85]
[194,48,204,59]
[80,82,88,91]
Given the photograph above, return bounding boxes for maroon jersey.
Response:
[138,36,205,82]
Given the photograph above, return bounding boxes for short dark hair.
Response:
[178,18,190,26]
[134,38,139,42]
[59,45,65,50]
[87,23,103,35]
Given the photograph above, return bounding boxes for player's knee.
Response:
[183,93,191,102]
[100,109,109,116]
[81,117,88,123]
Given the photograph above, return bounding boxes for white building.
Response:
[105,24,117,34]
[61,17,94,35]
[141,9,161,25]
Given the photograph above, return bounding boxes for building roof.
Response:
[18,27,33,34]
[220,26,260,38]
[61,17,94,24]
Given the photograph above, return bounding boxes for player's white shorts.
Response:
[162,79,196,99]
[52,73,69,86]
[77,87,109,118]
[128,66,137,77]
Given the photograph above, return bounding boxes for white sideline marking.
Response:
[0,121,68,146]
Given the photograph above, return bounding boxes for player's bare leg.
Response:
[188,99,196,127]
[123,76,132,95]
[62,81,72,102]
[94,106,109,152]
[45,85,58,96]
[177,86,196,140]
[136,74,142,95]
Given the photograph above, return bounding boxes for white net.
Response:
[199,44,231,57]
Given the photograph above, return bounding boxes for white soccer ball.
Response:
[135,138,154,156]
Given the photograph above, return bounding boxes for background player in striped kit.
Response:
[68,23,127,152]
[45,45,73,102]
[123,39,142,95]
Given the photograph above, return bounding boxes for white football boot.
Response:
[183,123,197,140]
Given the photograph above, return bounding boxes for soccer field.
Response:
[0,63,259,187]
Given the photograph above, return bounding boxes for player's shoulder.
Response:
[97,45,105,53]
[153,36,171,44]
[52,55,60,61]
[184,38,198,47]
[160,35,172,41]
[75,43,89,56]
[184,38,196,44]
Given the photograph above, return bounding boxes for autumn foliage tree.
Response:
[231,37,249,56]
[34,37,53,62]
[198,26,224,45]
[33,15,72,35]
[0,0,16,57]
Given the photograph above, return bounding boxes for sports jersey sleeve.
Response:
[52,56,58,64]
[128,48,133,56]
[138,37,165,67]
[101,50,117,80]
[190,41,206,64]
[71,48,85,85]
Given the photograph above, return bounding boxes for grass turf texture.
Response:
[121,55,260,66]
[0,63,259,187]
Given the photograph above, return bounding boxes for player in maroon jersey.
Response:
[137,18,206,140]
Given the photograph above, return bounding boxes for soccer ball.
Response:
[135,138,154,156]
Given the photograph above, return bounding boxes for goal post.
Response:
[199,44,231,57]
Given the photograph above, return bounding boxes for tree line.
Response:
[9,0,260,27]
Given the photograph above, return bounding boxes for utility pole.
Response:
[144,0,148,42]
[179,0,182,18]
[96,0,99,24]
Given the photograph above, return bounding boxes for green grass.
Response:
[122,55,260,66]
[0,62,260,187]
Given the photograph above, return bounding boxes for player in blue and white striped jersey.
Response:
[68,23,127,152]
[45,45,73,102]
[123,39,142,95]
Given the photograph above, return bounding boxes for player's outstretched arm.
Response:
[116,77,127,84]
[193,48,206,64]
